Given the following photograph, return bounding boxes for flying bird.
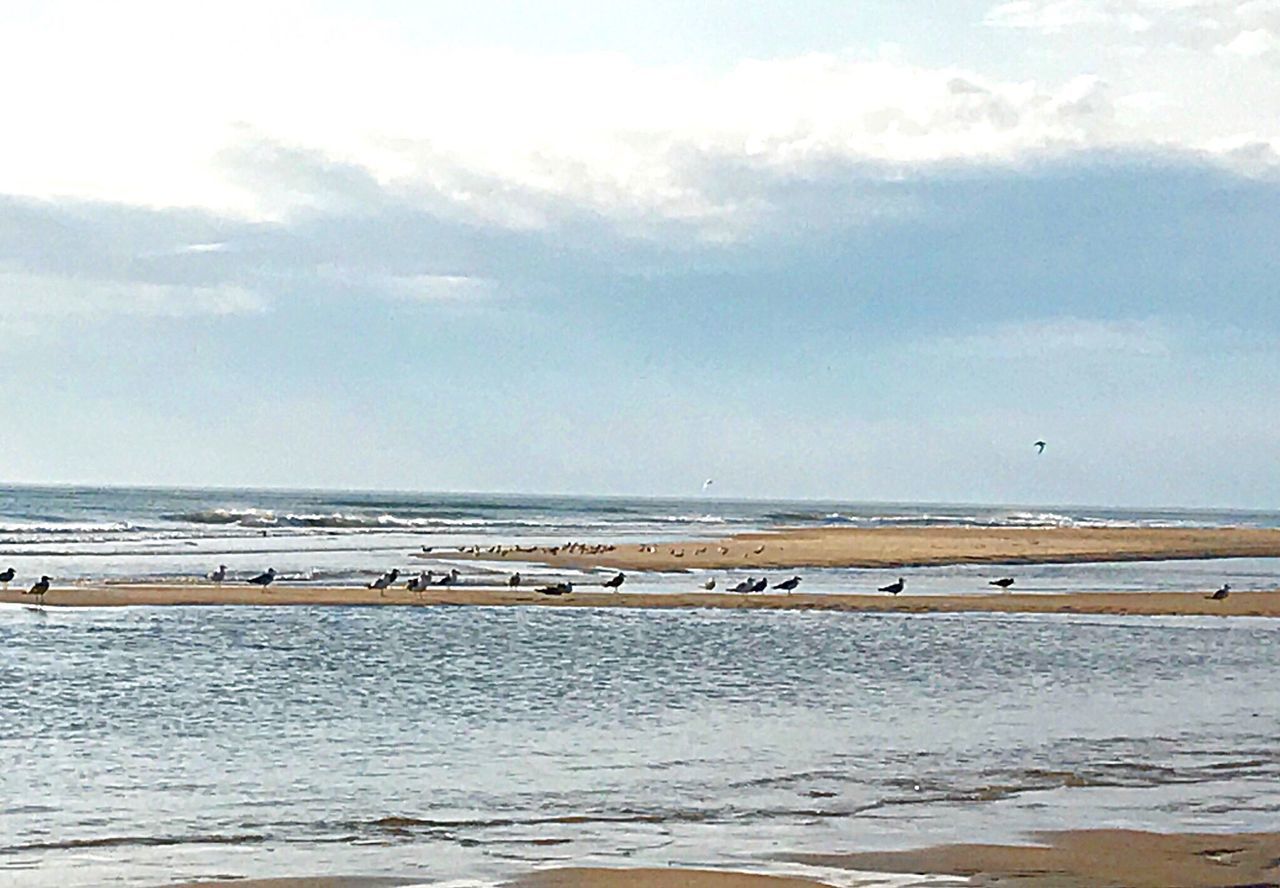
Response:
[702,478,714,490]
[879,577,905,595]
[207,565,227,584]
[25,575,50,605]
[1034,440,1047,453]
[989,577,1015,590]
[247,568,276,588]
[603,572,625,591]
[1208,583,1230,600]
[0,566,14,589]
[774,576,802,593]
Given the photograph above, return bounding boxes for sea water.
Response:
[1,605,1277,886]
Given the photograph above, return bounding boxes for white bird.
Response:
[702,478,714,490]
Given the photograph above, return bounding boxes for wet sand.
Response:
[2,583,1278,616]
[788,828,1280,887]
[508,869,832,888]
[441,525,1280,571]
[167,830,1280,888]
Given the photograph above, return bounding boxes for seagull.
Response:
[247,568,276,588]
[989,577,1015,590]
[731,578,754,594]
[1208,583,1230,600]
[702,478,714,491]
[879,577,905,595]
[25,575,50,605]
[774,576,801,593]
[603,572,625,591]
[751,577,768,593]
[0,566,14,590]
[436,568,460,586]
[207,565,227,584]
[368,568,400,591]
[537,581,572,596]
[407,571,432,594]
[702,578,716,590]
[1034,440,1046,453]
[508,572,521,588]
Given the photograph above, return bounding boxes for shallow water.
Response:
[2,604,1277,886]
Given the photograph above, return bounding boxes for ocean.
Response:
[3,484,1280,594]
[2,486,1279,886]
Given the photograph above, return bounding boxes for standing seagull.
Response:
[508,572,521,588]
[207,565,227,584]
[603,572,625,592]
[750,577,769,593]
[247,568,276,589]
[879,577,905,595]
[1208,583,1230,600]
[774,576,801,593]
[989,577,1015,590]
[25,576,51,606]
[0,566,14,590]
[1034,440,1047,454]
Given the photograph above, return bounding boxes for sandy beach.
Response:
[440,525,1280,571]
[3,583,1279,616]
[789,828,1280,887]
[162,829,1280,888]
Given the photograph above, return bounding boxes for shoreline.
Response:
[3,584,1278,616]
[159,828,1280,887]
[436,525,1280,571]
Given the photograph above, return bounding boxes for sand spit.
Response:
[2,584,1278,616]
[786,828,1280,887]
[438,525,1280,571]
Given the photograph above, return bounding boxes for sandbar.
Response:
[441,525,1280,571]
[787,828,1280,887]
[2,584,1278,616]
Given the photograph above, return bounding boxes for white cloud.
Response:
[0,271,267,336]
[922,316,1175,359]
[0,1,1274,243]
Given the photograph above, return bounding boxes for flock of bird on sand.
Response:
[0,560,1238,608]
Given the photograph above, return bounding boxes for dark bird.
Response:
[407,571,432,593]
[702,578,716,590]
[207,565,227,584]
[774,576,801,593]
[603,572,625,591]
[247,568,276,588]
[989,577,1015,590]
[879,577,905,595]
[25,575,51,605]
[731,578,754,594]
[1208,583,1230,600]
[1034,440,1046,453]
[368,568,400,591]
[537,581,573,596]
[508,572,521,588]
[0,566,14,589]
[750,577,768,593]
[435,568,460,586]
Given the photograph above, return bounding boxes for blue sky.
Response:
[1,1,1277,506]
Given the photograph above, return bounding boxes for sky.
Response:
[1,0,1277,507]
